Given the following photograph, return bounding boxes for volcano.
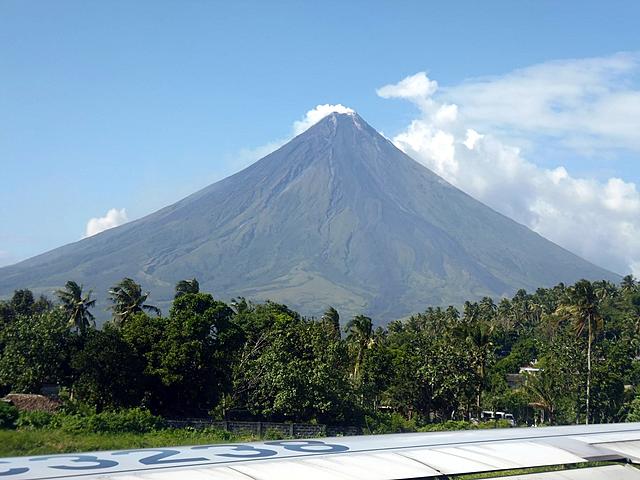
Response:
[0,112,617,321]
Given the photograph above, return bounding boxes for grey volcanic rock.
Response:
[0,113,618,321]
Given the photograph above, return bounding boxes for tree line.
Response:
[1,275,640,427]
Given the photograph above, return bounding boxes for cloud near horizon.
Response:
[377,54,640,276]
[84,208,128,238]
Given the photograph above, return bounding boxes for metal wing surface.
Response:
[4,423,640,479]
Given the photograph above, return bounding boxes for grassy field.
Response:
[0,428,261,457]
[453,462,629,479]
[1,409,514,457]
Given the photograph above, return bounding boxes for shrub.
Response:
[418,419,512,432]
[91,409,166,433]
[363,412,513,435]
[0,402,19,429]
[16,411,56,430]
[626,394,640,422]
[194,427,233,441]
[263,427,289,440]
[56,390,96,417]
[16,408,167,434]
[58,409,166,434]
[55,414,89,433]
[418,420,473,432]
[363,412,418,434]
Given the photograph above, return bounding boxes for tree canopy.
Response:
[0,276,639,427]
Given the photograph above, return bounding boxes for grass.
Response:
[451,462,630,479]
[0,428,262,457]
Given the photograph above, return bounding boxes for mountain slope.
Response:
[0,112,618,321]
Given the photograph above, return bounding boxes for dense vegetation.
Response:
[1,275,640,429]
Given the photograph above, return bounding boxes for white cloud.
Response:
[441,52,640,152]
[84,208,128,238]
[236,104,356,165]
[377,73,438,110]
[293,104,355,135]
[463,129,483,150]
[377,59,640,276]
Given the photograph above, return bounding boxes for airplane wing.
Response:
[3,423,640,479]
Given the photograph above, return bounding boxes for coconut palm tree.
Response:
[321,306,341,339]
[108,278,161,326]
[523,370,560,425]
[55,280,96,335]
[174,278,200,299]
[621,275,638,295]
[479,297,497,320]
[345,314,373,381]
[456,307,495,417]
[230,297,250,315]
[555,279,604,425]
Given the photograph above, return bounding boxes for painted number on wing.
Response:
[0,440,350,477]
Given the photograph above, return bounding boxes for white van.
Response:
[481,410,516,426]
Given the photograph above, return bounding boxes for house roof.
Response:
[2,393,60,413]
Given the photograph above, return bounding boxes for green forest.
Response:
[2,275,640,431]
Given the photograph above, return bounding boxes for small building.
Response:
[519,366,541,374]
[2,393,60,413]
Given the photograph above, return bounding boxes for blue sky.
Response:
[1,1,639,273]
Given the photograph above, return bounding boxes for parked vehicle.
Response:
[481,410,516,426]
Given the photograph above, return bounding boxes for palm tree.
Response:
[345,314,373,381]
[621,275,638,295]
[456,313,494,417]
[479,297,497,320]
[523,370,560,425]
[108,278,161,326]
[555,279,604,425]
[55,280,96,335]
[230,297,250,315]
[321,306,341,339]
[174,278,200,299]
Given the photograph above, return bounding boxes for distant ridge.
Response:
[0,112,618,322]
